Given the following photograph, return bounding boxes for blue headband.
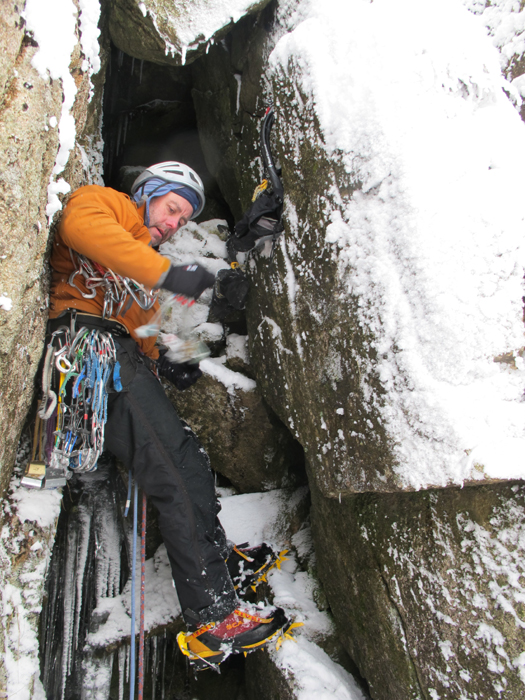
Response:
[132,178,201,225]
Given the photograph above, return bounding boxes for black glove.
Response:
[161,264,215,300]
[157,351,203,390]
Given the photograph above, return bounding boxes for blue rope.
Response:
[129,478,138,700]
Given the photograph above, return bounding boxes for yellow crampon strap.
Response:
[250,549,290,592]
[252,179,269,202]
[176,631,222,671]
[232,544,255,562]
[275,622,304,651]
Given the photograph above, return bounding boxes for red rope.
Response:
[138,490,147,700]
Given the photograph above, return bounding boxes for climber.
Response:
[46,161,290,667]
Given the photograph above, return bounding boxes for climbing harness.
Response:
[22,323,122,488]
[68,249,159,320]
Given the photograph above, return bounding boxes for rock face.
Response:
[0,1,107,497]
[309,476,525,700]
[3,1,525,700]
[187,2,525,699]
[166,360,305,493]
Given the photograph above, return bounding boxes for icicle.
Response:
[131,57,135,76]
[139,60,143,84]
[73,506,92,656]
[61,525,79,696]
[161,631,167,700]
[150,637,158,700]
[94,490,122,602]
[123,114,129,146]
[80,653,115,699]
[118,645,126,700]
[116,115,122,157]
[118,50,124,68]
[234,73,242,114]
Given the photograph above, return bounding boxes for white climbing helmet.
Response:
[131,161,206,219]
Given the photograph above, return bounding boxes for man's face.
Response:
[147,191,194,246]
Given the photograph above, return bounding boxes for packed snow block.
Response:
[309,472,525,700]
[108,0,274,68]
[165,360,305,493]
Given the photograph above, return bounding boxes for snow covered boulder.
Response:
[166,356,305,493]
[243,0,525,495]
[309,475,525,700]
[108,0,274,67]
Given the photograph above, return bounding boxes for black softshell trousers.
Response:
[105,341,237,627]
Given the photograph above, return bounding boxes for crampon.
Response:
[176,604,303,672]
[227,542,289,596]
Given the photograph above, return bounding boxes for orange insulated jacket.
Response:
[49,185,172,358]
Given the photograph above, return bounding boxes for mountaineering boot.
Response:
[226,542,289,596]
[177,603,291,670]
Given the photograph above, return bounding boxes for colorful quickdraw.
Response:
[31,325,122,487]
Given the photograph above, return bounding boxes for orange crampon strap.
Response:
[186,607,274,642]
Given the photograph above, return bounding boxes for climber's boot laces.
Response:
[227,542,290,596]
[176,605,302,672]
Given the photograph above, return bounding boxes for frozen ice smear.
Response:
[270,0,525,489]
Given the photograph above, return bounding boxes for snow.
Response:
[464,0,525,74]
[143,0,272,63]
[23,0,102,221]
[82,487,361,697]
[201,356,257,393]
[219,490,366,699]
[269,0,525,489]
[226,333,250,364]
[10,486,62,529]
[87,545,181,649]
[159,219,230,341]
[0,294,13,311]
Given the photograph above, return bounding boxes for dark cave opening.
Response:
[101,42,233,225]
